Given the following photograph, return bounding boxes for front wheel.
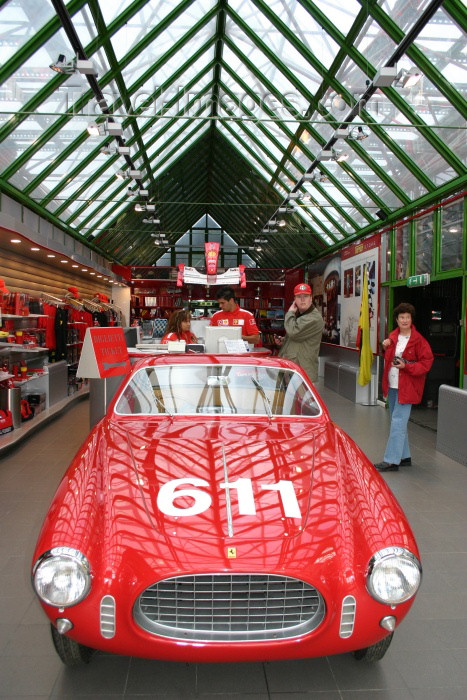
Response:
[51,624,95,666]
[353,632,393,661]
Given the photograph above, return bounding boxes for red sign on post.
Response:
[77,328,130,379]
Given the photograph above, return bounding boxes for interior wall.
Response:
[0,242,111,300]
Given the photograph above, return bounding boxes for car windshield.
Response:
[115,364,321,417]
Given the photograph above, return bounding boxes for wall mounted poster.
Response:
[340,236,379,353]
[308,255,341,345]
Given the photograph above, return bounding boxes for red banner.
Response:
[177,263,184,287]
[205,242,220,275]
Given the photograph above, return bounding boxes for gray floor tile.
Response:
[124,659,197,695]
[1,387,465,699]
[264,658,338,693]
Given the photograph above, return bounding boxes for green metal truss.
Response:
[0,0,465,269]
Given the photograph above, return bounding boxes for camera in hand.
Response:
[393,356,404,365]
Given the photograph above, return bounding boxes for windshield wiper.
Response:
[251,378,272,420]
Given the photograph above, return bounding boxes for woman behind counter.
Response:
[374,302,433,472]
[161,309,198,344]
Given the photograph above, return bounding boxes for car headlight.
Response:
[32,547,91,607]
[367,547,421,605]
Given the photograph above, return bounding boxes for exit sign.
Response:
[407,274,430,287]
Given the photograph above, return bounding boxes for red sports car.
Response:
[32,354,421,666]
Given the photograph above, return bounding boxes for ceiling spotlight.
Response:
[129,169,141,179]
[318,149,333,161]
[333,150,349,162]
[49,54,75,74]
[373,65,398,87]
[138,189,149,197]
[350,126,369,141]
[144,217,161,224]
[88,120,123,137]
[277,219,286,227]
[303,172,316,182]
[254,238,268,244]
[87,121,104,136]
[146,204,156,212]
[396,66,422,89]
[75,59,98,76]
[134,203,145,211]
[116,170,127,180]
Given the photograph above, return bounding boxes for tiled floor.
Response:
[0,383,466,699]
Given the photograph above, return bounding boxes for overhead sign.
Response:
[177,264,246,288]
[407,274,430,287]
[77,327,130,379]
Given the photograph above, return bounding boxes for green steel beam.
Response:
[319,174,467,259]
[0,0,87,85]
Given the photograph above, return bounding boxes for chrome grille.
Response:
[134,574,325,642]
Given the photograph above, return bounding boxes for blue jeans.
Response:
[383,388,412,465]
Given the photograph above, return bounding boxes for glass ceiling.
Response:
[0,0,465,269]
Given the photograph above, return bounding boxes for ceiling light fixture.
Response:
[87,121,104,136]
[138,189,149,197]
[334,127,349,139]
[288,192,300,200]
[318,149,333,161]
[333,150,349,162]
[319,171,329,183]
[373,65,398,87]
[350,126,369,141]
[116,169,141,180]
[75,59,98,76]
[100,145,131,156]
[396,66,422,89]
[49,54,75,74]
[144,217,161,224]
[303,172,316,182]
[87,120,123,137]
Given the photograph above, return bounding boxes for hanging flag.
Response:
[357,264,373,386]
[205,242,220,275]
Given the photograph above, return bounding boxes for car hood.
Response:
[113,420,332,541]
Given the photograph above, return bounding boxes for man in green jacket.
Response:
[276,283,324,383]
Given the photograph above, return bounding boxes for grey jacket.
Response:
[278,306,324,382]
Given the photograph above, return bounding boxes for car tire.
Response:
[353,632,393,661]
[51,624,95,666]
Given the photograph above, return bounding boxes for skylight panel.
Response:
[152,125,210,177]
[118,14,216,86]
[0,1,55,64]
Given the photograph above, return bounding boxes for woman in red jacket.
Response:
[161,309,197,345]
[375,302,433,472]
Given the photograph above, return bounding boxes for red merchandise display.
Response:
[0,409,13,434]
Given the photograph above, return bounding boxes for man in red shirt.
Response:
[210,286,260,345]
